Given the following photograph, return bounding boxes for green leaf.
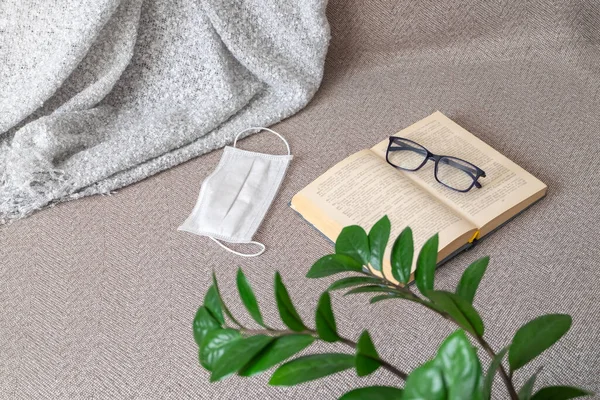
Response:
[518,369,542,400]
[403,360,447,400]
[344,285,396,296]
[335,225,370,266]
[210,335,274,382]
[211,272,240,326]
[236,268,266,328]
[274,272,307,332]
[456,256,489,304]
[415,234,439,295]
[473,367,485,400]
[315,292,339,342]
[434,330,483,400]
[531,386,592,400]
[328,276,383,291]
[193,306,221,346]
[368,216,391,272]
[370,293,415,304]
[204,285,224,325]
[269,353,355,386]
[306,254,364,278]
[509,314,572,372]
[199,328,241,371]
[356,331,380,377]
[391,226,414,284]
[239,335,315,377]
[339,386,404,400]
[483,347,508,400]
[427,290,484,336]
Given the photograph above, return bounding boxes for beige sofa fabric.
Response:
[1,1,599,398]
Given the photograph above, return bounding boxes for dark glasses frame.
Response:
[386,136,486,192]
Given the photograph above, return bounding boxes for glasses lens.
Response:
[436,156,478,191]
[387,138,428,170]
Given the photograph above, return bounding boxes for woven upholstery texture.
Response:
[1,0,599,398]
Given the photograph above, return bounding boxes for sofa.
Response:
[1,1,599,398]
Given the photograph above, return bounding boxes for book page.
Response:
[371,112,547,236]
[291,149,477,277]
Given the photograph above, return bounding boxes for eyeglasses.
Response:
[386,137,486,192]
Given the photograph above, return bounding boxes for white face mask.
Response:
[178,127,292,257]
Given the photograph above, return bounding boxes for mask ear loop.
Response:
[209,237,266,257]
[233,127,291,155]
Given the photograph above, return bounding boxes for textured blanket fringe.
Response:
[0,169,68,225]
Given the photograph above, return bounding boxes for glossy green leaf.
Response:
[456,256,489,304]
[369,293,415,304]
[315,292,338,342]
[391,226,414,284]
[344,285,396,296]
[415,234,439,295]
[211,272,240,326]
[402,360,447,400]
[473,365,485,400]
[335,225,370,266]
[339,386,404,400]
[306,254,364,278]
[434,330,482,400]
[239,334,315,377]
[509,314,572,372]
[199,328,241,371]
[328,276,383,291]
[530,386,592,400]
[210,335,274,382]
[204,285,224,325]
[274,272,307,332]
[236,268,265,327]
[368,216,391,272]
[518,369,542,400]
[356,331,380,377]
[193,306,221,346]
[269,353,355,386]
[427,290,484,336]
[483,347,508,400]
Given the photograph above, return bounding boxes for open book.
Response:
[291,112,547,282]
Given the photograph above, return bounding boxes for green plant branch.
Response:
[337,334,409,381]
[199,219,589,398]
[479,336,518,400]
[224,314,277,332]
[374,273,519,400]
[238,327,314,336]
[236,326,409,381]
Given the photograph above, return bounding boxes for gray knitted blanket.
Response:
[0,0,329,223]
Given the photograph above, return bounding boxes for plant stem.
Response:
[479,337,519,400]
[378,276,519,400]
[337,335,408,381]
[236,327,409,382]
[238,327,314,336]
